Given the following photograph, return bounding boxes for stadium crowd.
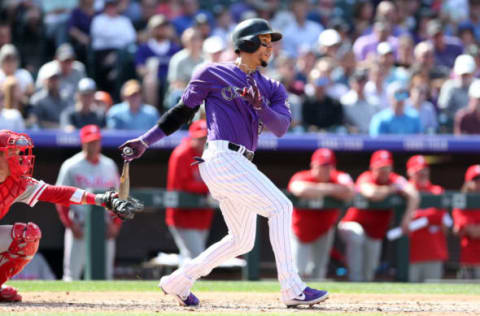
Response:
[1,0,480,135]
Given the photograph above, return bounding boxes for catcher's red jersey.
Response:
[0,176,46,219]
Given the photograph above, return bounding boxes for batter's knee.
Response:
[10,222,42,256]
[230,232,256,255]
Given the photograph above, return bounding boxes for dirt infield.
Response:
[1,291,479,315]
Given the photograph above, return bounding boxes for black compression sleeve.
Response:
[158,101,200,135]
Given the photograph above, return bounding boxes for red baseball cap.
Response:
[465,164,480,182]
[407,155,428,173]
[311,148,336,166]
[370,150,393,169]
[189,120,208,138]
[80,124,102,144]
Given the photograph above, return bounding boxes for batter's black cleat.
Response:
[284,287,329,308]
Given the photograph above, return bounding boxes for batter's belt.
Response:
[205,141,254,161]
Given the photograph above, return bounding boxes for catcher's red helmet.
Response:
[0,130,35,179]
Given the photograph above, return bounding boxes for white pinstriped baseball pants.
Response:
[160,140,306,302]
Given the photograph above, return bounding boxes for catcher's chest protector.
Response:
[0,176,26,219]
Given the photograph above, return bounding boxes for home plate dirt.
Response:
[1,292,479,314]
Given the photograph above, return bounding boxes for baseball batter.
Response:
[56,125,121,281]
[0,129,137,302]
[120,18,328,308]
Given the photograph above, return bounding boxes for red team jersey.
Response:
[289,169,353,243]
[409,182,449,263]
[341,171,407,239]
[452,208,480,264]
[166,138,214,229]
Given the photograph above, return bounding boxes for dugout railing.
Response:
[85,189,480,281]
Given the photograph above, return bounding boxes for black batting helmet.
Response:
[231,18,282,53]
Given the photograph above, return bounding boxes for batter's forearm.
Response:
[255,106,291,136]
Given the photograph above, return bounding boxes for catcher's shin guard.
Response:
[0,222,42,287]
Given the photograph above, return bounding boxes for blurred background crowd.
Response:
[2,0,480,135]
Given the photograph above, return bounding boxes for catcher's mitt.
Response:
[100,191,143,220]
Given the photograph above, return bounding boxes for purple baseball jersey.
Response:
[181,62,292,151]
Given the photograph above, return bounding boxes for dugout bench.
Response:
[85,189,479,282]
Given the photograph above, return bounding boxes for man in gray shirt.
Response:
[29,63,70,129]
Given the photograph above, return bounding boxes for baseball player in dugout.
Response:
[337,150,419,282]
[0,129,137,302]
[452,165,480,279]
[166,119,214,264]
[56,125,122,281]
[406,155,450,282]
[120,18,329,307]
[288,148,355,280]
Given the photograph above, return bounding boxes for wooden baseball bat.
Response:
[119,147,132,200]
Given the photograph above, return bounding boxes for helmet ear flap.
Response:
[237,37,261,53]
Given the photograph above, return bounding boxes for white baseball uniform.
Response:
[55,152,119,280]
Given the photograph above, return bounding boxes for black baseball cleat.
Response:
[284,287,329,308]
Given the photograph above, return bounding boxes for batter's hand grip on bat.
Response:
[123,146,133,156]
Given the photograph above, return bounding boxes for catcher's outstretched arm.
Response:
[38,185,142,220]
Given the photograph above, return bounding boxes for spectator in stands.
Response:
[426,20,463,69]
[364,62,388,110]
[133,0,161,43]
[288,148,354,279]
[353,20,398,62]
[438,54,475,127]
[407,73,438,134]
[268,54,304,130]
[369,81,422,136]
[201,36,226,64]
[301,68,343,133]
[362,1,409,37]
[338,150,419,282]
[11,5,46,75]
[377,42,409,86]
[211,5,235,45]
[90,0,136,94]
[317,29,342,60]
[0,23,11,48]
[194,13,212,40]
[295,46,316,83]
[165,27,204,109]
[452,164,480,279]
[172,0,213,36]
[351,0,374,39]
[56,124,121,280]
[460,0,480,43]
[454,79,480,134]
[68,0,96,64]
[135,14,181,111]
[341,69,379,134]
[166,119,214,265]
[1,74,27,119]
[282,0,323,57]
[406,155,450,282]
[94,91,114,113]
[60,78,105,131]
[396,35,414,69]
[0,44,34,99]
[29,63,70,129]
[106,79,159,130]
[36,44,86,106]
[91,0,136,51]
[40,0,77,47]
[315,57,348,101]
[0,80,24,131]
[411,41,450,82]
